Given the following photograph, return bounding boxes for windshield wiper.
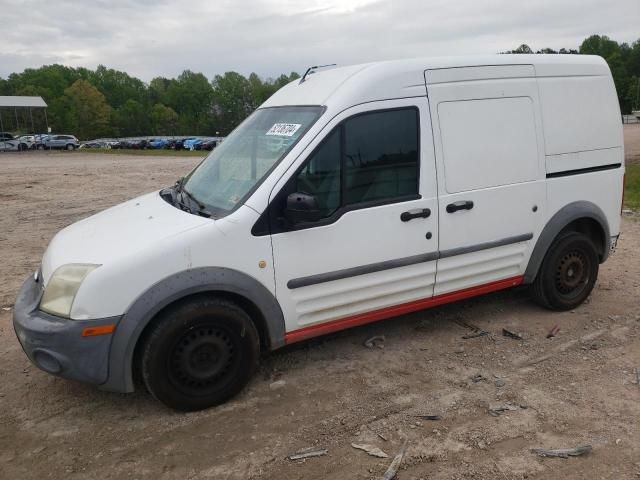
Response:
[173,177,212,218]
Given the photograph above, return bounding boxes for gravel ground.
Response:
[624,123,640,164]
[0,147,639,480]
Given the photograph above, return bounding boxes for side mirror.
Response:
[285,192,323,224]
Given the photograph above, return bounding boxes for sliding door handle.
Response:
[446,200,474,213]
[400,208,431,222]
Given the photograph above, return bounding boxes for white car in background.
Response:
[17,135,36,149]
[0,133,34,151]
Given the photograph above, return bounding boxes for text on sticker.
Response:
[266,123,302,137]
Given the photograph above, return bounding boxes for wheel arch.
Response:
[100,267,285,393]
[524,201,610,284]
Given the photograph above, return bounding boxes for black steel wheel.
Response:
[532,232,599,310]
[141,297,260,411]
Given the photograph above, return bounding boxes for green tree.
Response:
[580,35,633,112]
[164,70,214,134]
[63,79,111,139]
[211,71,255,135]
[150,103,178,135]
[113,99,149,137]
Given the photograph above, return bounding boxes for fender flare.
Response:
[100,267,285,393]
[523,201,611,284]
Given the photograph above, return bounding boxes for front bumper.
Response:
[12,274,121,385]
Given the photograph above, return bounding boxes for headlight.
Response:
[40,264,100,318]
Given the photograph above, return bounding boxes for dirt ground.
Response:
[0,139,639,479]
[624,123,640,164]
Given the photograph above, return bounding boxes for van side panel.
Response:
[536,70,624,255]
[537,75,623,156]
[426,68,547,295]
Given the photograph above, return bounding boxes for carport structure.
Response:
[0,96,49,133]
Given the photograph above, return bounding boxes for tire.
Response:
[531,232,599,311]
[37,144,45,151]
[141,297,260,411]
[66,144,75,151]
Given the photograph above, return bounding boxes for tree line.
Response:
[0,34,638,140]
[0,66,299,139]
[504,35,640,114]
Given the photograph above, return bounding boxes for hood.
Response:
[41,191,210,282]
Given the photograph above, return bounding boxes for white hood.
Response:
[41,191,210,282]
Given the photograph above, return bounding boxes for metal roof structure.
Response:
[0,96,47,108]
[0,96,49,133]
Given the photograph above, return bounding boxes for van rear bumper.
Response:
[12,274,121,386]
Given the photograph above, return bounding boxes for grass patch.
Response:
[79,148,207,157]
[625,163,640,210]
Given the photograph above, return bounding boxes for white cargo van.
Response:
[14,55,624,411]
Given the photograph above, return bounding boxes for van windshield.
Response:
[183,106,324,216]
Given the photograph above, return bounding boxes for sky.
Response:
[1,0,638,82]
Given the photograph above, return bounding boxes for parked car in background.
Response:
[17,135,36,150]
[126,139,148,149]
[148,138,169,149]
[43,135,79,150]
[80,141,107,149]
[183,137,202,150]
[33,134,50,150]
[0,133,31,151]
[196,139,218,151]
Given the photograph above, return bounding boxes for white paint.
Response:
[437,97,539,193]
[35,54,623,334]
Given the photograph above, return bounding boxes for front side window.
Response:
[184,106,323,215]
[292,107,420,221]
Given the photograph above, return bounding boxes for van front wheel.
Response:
[532,232,599,311]
[141,297,260,411]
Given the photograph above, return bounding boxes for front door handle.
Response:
[400,208,431,222]
[446,200,474,213]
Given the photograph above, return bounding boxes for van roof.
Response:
[262,54,610,109]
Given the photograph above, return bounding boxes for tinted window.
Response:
[292,107,419,221]
[296,128,341,217]
[344,109,419,204]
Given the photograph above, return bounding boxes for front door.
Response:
[268,98,439,342]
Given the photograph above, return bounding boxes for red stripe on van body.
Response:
[284,275,524,345]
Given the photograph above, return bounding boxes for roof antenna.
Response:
[300,64,337,84]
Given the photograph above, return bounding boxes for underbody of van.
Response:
[14,54,624,410]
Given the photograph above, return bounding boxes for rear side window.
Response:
[438,97,538,193]
[294,107,419,218]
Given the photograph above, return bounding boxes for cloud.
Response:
[0,0,637,81]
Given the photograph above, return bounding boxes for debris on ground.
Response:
[495,378,506,388]
[351,443,389,458]
[530,445,592,458]
[547,324,561,338]
[635,368,640,386]
[364,335,385,349]
[488,404,519,416]
[502,328,523,340]
[269,380,286,391]
[381,440,408,480]
[287,447,329,461]
[454,320,490,339]
[413,414,442,421]
[471,373,487,383]
[1,307,11,311]
[377,433,388,442]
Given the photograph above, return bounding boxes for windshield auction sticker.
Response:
[266,123,302,137]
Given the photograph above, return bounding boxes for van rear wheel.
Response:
[141,297,260,411]
[532,232,599,311]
